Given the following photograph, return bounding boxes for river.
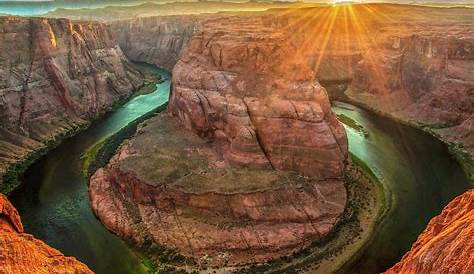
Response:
[10,64,170,274]
[332,101,471,273]
[8,67,471,274]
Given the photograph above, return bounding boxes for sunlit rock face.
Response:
[0,194,93,273]
[111,15,205,71]
[90,16,348,267]
[0,16,143,188]
[170,16,348,178]
[385,189,474,274]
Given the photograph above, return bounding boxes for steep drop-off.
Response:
[90,16,348,268]
[0,16,144,191]
[385,189,474,274]
[0,194,93,273]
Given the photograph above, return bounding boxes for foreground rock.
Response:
[385,189,474,274]
[0,16,143,191]
[90,16,348,268]
[0,194,93,273]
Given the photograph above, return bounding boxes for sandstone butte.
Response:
[385,189,474,274]
[90,16,348,267]
[0,194,93,274]
[0,16,143,189]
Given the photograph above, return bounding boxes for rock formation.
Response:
[90,16,348,268]
[385,189,474,274]
[0,16,143,190]
[169,16,348,178]
[0,194,93,273]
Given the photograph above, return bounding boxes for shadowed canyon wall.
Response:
[111,15,205,71]
[0,16,144,191]
[0,194,93,273]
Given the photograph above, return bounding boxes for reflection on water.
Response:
[10,64,170,274]
[333,101,471,274]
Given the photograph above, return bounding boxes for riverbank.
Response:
[0,63,161,195]
[81,102,168,179]
[342,90,474,183]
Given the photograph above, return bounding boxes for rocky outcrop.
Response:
[0,194,93,273]
[90,16,348,268]
[0,16,143,190]
[169,16,348,178]
[385,189,474,274]
[111,15,205,71]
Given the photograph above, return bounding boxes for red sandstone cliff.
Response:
[0,16,144,189]
[169,16,348,178]
[0,194,93,273]
[385,189,474,274]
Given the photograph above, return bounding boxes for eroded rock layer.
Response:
[169,16,348,178]
[385,189,474,274]
[0,16,143,189]
[90,16,348,267]
[0,194,93,273]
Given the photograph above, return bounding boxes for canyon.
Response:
[0,193,93,273]
[0,16,144,193]
[0,2,472,274]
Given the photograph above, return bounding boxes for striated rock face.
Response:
[90,16,348,268]
[0,194,93,273]
[0,16,143,188]
[169,16,348,178]
[111,15,205,71]
[385,189,474,274]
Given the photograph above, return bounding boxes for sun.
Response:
[331,0,362,5]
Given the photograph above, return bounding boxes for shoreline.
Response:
[341,90,474,182]
[0,64,162,195]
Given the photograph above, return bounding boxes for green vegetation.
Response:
[449,143,474,182]
[82,103,168,179]
[337,113,369,138]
